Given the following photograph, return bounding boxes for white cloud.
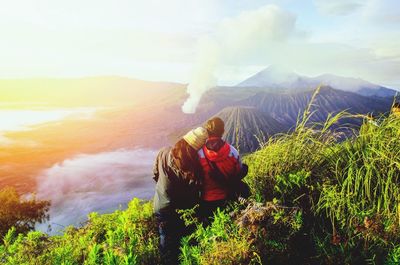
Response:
[362,0,400,24]
[0,0,219,78]
[36,148,157,234]
[314,0,365,16]
[182,4,302,113]
[305,0,400,87]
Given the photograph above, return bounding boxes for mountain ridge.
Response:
[212,106,287,153]
[236,86,393,127]
[237,65,398,98]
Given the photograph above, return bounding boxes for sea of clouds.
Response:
[0,108,97,147]
[36,148,157,234]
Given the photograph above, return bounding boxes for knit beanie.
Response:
[183,127,208,151]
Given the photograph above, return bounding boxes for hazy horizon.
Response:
[0,68,398,90]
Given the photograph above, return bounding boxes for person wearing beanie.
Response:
[152,127,208,265]
[183,127,208,150]
[198,117,249,224]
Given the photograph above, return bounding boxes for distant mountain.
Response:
[211,106,287,153]
[0,76,186,108]
[194,84,393,152]
[237,65,314,91]
[312,74,397,98]
[237,86,392,127]
[237,66,398,98]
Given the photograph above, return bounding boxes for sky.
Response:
[0,0,399,88]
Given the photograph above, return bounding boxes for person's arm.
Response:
[229,145,248,180]
[237,163,248,180]
[229,145,242,166]
[153,150,161,182]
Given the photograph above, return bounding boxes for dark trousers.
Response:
[155,209,187,265]
[198,199,227,226]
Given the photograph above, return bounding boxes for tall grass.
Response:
[243,87,400,262]
[317,114,400,233]
[244,86,346,204]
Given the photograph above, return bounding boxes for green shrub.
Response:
[0,198,159,265]
[0,186,50,237]
[387,244,400,265]
[179,207,261,265]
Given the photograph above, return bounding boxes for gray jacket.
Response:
[153,147,201,213]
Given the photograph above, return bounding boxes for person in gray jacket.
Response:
[153,127,208,265]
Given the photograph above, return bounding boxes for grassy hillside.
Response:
[1,102,400,264]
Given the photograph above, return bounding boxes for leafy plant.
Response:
[0,199,159,265]
[180,207,261,265]
[0,186,50,237]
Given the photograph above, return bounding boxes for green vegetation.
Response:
[1,91,399,264]
[0,186,50,237]
[0,199,159,265]
[242,101,400,263]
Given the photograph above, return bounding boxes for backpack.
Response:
[203,154,250,200]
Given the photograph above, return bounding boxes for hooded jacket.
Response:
[153,147,201,213]
[198,137,242,201]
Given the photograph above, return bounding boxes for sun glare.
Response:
[0,109,94,132]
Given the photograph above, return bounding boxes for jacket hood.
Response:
[167,148,202,186]
[203,138,230,162]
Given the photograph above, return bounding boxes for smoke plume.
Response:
[182,5,298,113]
